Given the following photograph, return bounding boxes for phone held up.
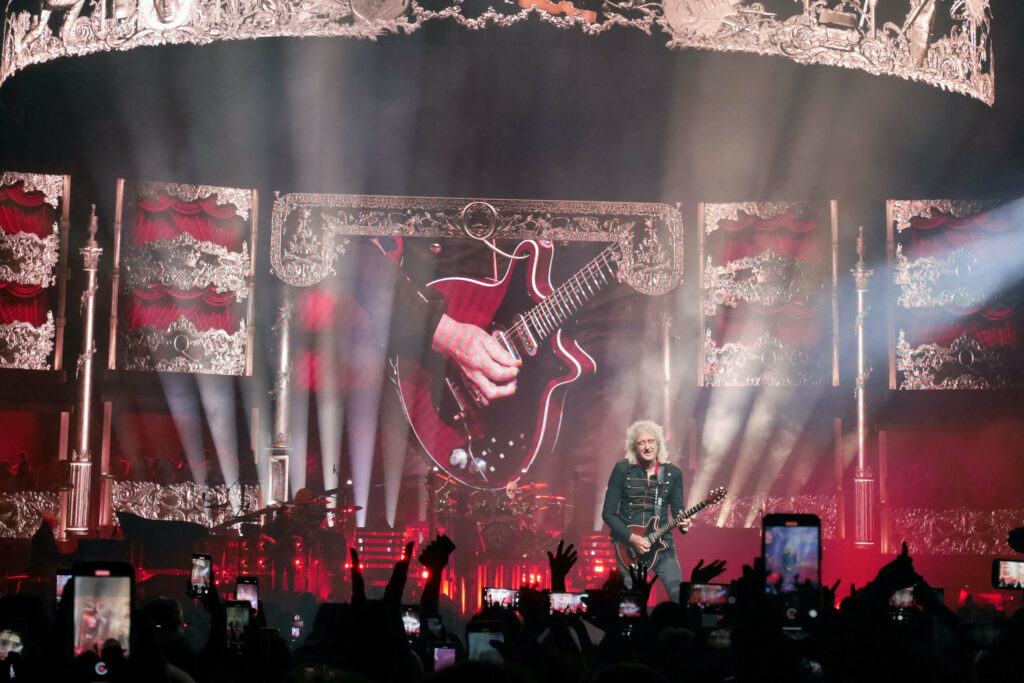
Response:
[466,621,504,663]
[236,575,259,611]
[762,513,822,631]
[225,600,252,649]
[188,554,213,598]
[70,561,134,680]
[991,558,1024,590]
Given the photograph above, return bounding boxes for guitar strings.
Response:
[506,245,620,347]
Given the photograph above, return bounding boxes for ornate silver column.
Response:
[67,207,102,533]
[268,291,293,504]
[852,227,875,547]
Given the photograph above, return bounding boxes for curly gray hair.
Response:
[624,419,669,465]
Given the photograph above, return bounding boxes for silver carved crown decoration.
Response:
[1,0,994,104]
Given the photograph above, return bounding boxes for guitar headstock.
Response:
[704,486,727,505]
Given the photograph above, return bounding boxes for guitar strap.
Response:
[654,465,665,520]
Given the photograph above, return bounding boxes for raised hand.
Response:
[418,534,456,573]
[690,558,727,583]
[350,547,366,607]
[432,314,520,404]
[547,540,578,592]
[628,560,655,609]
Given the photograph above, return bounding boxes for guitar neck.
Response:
[650,499,708,542]
[518,244,619,344]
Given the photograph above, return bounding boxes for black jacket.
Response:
[601,459,686,546]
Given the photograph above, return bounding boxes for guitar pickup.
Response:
[510,317,537,357]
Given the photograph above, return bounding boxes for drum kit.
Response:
[432,476,570,561]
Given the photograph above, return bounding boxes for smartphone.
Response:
[188,554,212,598]
[549,592,587,614]
[56,569,72,605]
[618,592,643,618]
[686,583,731,609]
[225,600,251,649]
[991,558,1024,590]
[432,644,457,671]
[71,562,134,659]
[762,514,821,629]
[236,576,259,611]
[290,614,304,641]
[481,587,518,609]
[467,621,504,662]
[401,605,421,639]
[0,623,24,661]
[888,586,917,622]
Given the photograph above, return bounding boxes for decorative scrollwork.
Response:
[894,244,1000,309]
[890,507,1024,555]
[271,194,684,296]
[713,493,839,540]
[703,328,826,386]
[132,182,253,220]
[0,491,60,538]
[1,0,994,104]
[0,229,59,287]
[119,315,247,375]
[895,330,1021,390]
[703,201,814,233]
[0,311,55,369]
[703,249,822,315]
[124,232,250,298]
[112,480,261,527]
[890,199,1000,233]
[0,172,65,209]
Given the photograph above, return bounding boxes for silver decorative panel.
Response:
[1,0,994,103]
[0,491,60,538]
[890,507,1024,556]
[0,311,55,369]
[270,194,684,296]
[112,480,261,527]
[119,315,247,375]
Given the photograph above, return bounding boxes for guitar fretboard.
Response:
[507,244,619,349]
[651,499,709,541]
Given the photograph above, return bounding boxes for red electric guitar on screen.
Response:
[614,487,728,571]
[393,240,620,488]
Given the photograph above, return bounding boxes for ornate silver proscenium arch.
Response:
[2,0,994,104]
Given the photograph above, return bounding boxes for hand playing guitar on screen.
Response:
[431,313,521,405]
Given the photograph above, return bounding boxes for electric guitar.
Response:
[614,486,727,570]
[393,240,620,488]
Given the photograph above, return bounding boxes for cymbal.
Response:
[516,482,548,490]
[534,494,565,501]
[337,505,363,514]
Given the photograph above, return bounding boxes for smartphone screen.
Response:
[72,567,133,658]
[401,605,421,638]
[0,630,23,660]
[618,594,642,618]
[190,555,212,597]
[763,515,821,594]
[467,628,504,662]
[236,576,259,611]
[687,583,730,608]
[56,570,72,605]
[291,614,303,640]
[482,587,518,609]
[225,601,250,648]
[992,559,1024,590]
[549,592,587,614]
[762,514,821,628]
[889,587,915,609]
[433,645,457,670]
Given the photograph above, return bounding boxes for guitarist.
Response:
[601,419,692,603]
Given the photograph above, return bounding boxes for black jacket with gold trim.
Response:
[601,459,686,547]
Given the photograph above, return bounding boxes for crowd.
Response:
[0,535,1022,683]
